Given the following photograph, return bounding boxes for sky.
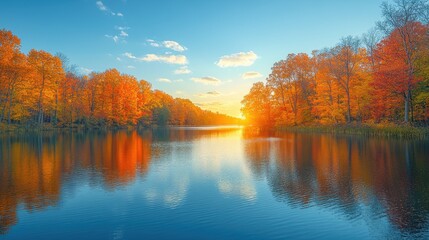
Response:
[0,0,389,118]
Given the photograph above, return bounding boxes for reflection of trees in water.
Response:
[0,127,242,234]
[244,131,429,236]
[0,130,152,234]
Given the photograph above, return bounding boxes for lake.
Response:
[1,127,429,239]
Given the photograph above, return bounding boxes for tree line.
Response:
[0,31,241,129]
[242,0,429,127]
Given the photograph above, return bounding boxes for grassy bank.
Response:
[276,124,429,139]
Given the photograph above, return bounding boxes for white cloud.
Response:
[96,1,107,11]
[123,52,137,59]
[159,78,172,83]
[119,30,128,37]
[96,1,123,17]
[146,39,187,52]
[216,51,258,68]
[192,77,221,85]
[143,54,188,65]
[163,41,187,52]
[124,52,187,65]
[146,39,160,47]
[116,57,122,61]
[174,66,191,75]
[242,71,262,79]
[174,79,184,82]
[127,65,135,69]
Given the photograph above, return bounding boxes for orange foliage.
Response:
[241,23,429,126]
[0,29,240,128]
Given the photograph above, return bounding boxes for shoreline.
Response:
[275,124,429,138]
[0,123,243,133]
[241,124,429,139]
[2,123,428,139]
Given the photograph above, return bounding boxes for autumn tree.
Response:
[266,53,316,125]
[311,51,344,124]
[137,80,154,126]
[0,30,29,125]
[27,50,65,125]
[377,0,429,123]
[328,36,364,123]
[241,82,274,127]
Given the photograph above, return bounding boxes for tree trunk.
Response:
[346,89,351,123]
[404,91,410,123]
[7,95,13,125]
[410,90,414,122]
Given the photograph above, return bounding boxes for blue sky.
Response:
[1,0,388,117]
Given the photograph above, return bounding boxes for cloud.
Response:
[174,66,191,75]
[206,91,221,95]
[123,52,137,59]
[116,57,122,61]
[105,35,119,43]
[124,52,187,65]
[96,1,107,11]
[163,41,187,52]
[107,27,129,42]
[119,30,128,37]
[96,1,123,17]
[197,91,221,98]
[192,77,221,85]
[216,51,258,68]
[142,54,188,65]
[242,71,263,79]
[127,65,135,69]
[159,78,172,83]
[146,39,187,52]
[146,39,161,47]
[116,26,129,31]
[174,79,184,82]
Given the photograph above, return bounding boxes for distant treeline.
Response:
[242,0,429,127]
[0,30,241,129]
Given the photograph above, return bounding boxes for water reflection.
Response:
[0,130,152,234]
[243,130,429,237]
[0,127,428,238]
[0,127,245,234]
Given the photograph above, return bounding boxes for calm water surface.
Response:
[1,127,429,239]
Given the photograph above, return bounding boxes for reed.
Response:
[276,124,429,139]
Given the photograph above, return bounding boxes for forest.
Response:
[0,31,241,130]
[242,0,429,127]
